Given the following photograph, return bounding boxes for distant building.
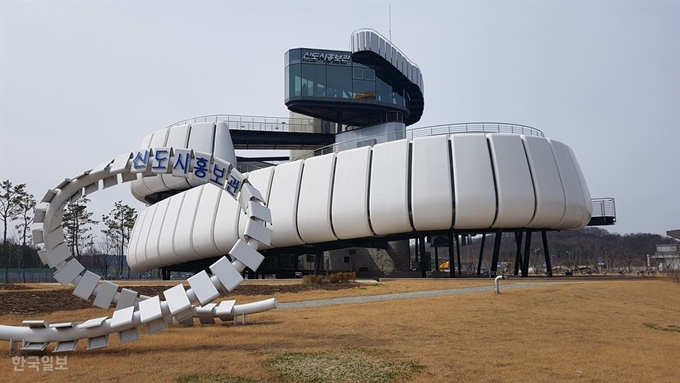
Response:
[649,244,680,271]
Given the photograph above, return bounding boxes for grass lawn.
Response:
[1,278,678,383]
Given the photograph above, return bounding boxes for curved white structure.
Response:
[127,130,592,272]
[1,146,276,352]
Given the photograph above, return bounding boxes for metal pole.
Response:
[434,246,439,272]
[419,234,427,278]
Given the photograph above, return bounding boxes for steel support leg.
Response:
[313,248,323,275]
[542,230,552,277]
[514,231,522,276]
[434,247,440,272]
[477,233,486,275]
[456,234,462,276]
[522,231,532,277]
[419,234,427,278]
[448,231,455,278]
[490,230,502,277]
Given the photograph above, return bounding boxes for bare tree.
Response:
[0,180,28,283]
[14,193,36,282]
[102,201,137,279]
[63,197,98,261]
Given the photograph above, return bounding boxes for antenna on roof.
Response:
[389,5,392,41]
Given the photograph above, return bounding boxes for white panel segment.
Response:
[369,139,412,235]
[237,167,274,242]
[130,133,154,200]
[126,207,149,270]
[162,124,192,190]
[214,122,237,166]
[152,193,185,271]
[332,147,374,239]
[173,186,204,262]
[142,129,170,193]
[411,135,453,231]
[141,197,171,270]
[268,161,305,248]
[488,134,536,228]
[569,146,593,218]
[550,140,590,230]
[191,184,222,260]
[297,153,338,243]
[187,122,215,187]
[451,134,496,229]
[134,203,160,270]
[214,188,242,254]
[522,135,567,228]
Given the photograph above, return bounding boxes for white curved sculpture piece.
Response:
[128,132,592,272]
[0,147,277,353]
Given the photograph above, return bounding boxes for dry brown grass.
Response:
[1,279,679,383]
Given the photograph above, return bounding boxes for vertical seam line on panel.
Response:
[210,123,217,155]
[187,186,206,259]
[141,203,161,268]
[170,192,188,265]
[208,186,223,254]
[366,148,376,236]
[520,138,539,226]
[549,140,570,229]
[151,200,171,268]
[134,206,153,267]
[447,136,456,229]
[407,140,415,230]
[328,155,340,240]
[147,201,169,269]
[486,136,500,227]
[293,161,305,244]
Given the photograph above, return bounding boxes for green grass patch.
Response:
[175,373,259,383]
[267,349,425,383]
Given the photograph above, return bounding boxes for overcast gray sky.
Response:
[1,0,678,239]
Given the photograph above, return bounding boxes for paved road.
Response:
[278,282,550,309]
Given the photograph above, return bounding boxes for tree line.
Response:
[0,179,137,283]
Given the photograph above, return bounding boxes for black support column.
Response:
[313,248,323,275]
[419,234,427,278]
[522,230,532,277]
[448,231,455,278]
[542,230,552,277]
[477,233,486,275]
[514,231,522,276]
[456,234,462,276]
[490,230,502,277]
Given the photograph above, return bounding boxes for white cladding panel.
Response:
[268,161,305,247]
[142,197,171,270]
[173,186,203,262]
[127,206,149,270]
[162,124,191,190]
[570,146,593,217]
[213,188,241,254]
[332,147,373,239]
[550,140,590,230]
[142,130,170,193]
[214,122,237,166]
[369,139,412,235]
[238,167,275,245]
[186,123,215,187]
[451,134,496,229]
[192,184,222,259]
[297,154,338,243]
[156,193,186,269]
[488,134,536,228]
[522,135,567,228]
[134,204,157,270]
[411,135,453,231]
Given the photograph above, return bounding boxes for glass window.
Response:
[353,67,363,80]
[353,79,375,100]
[376,76,391,103]
[288,64,301,98]
[288,49,301,65]
[364,69,375,81]
[302,63,326,97]
[284,67,289,100]
[326,65,352,98]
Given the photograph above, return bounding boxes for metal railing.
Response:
[591,198,616,218]
[294,122,544,160]
[167,114,331,134]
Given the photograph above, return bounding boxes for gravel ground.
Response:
[278,282,548,309]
